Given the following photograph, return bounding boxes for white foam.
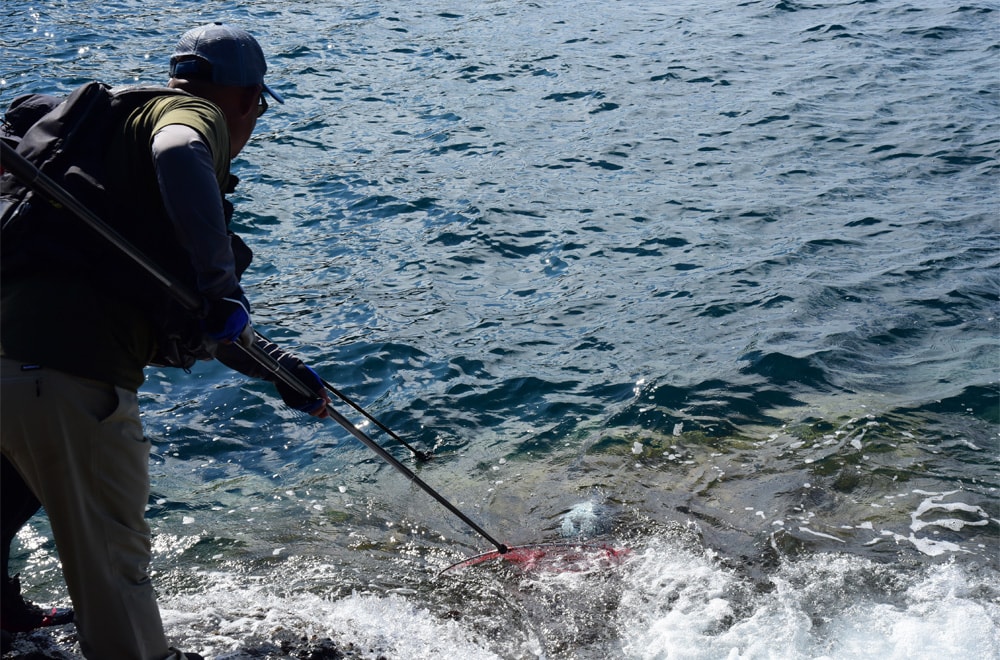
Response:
[818,561,1000,660]
[910,491,990,534]
[617,538,1000,660]
[560,500,603,537]
[797,526,846,543]
[150,533,999,660]
[160,574,501,660]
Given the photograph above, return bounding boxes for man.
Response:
[1,23,329,659]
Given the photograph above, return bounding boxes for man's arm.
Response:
[151,123,239,300]
[151,124,329,417]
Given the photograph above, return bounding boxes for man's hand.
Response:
[296,365,332,419]
[275,359,332,419]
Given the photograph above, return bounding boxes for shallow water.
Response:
[2,0,998,658]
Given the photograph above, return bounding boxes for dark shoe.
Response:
[0,575,74,633]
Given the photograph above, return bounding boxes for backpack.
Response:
[1,81,190,235]
[0,81,251,369]
[0,91,62,151]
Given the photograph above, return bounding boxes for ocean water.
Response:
[2,1,998,658]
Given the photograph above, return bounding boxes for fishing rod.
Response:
[254,330,430,461]
[319,375,431,462]
[240,331,505,552]
[0,139,508,555]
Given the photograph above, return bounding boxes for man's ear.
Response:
[238,86,259,118]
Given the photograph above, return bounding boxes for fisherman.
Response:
[0,23,330,659]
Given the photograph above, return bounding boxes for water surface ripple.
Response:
[3,1,998,658]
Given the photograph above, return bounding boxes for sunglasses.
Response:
[257,93,269,118]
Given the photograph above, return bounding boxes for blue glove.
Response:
[204,295,251,342]
[274,358,326,413]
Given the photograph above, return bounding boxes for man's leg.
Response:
[0,454,73,633]
[1,357,171,659]
[1,453,41,583]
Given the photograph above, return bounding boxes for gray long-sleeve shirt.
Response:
[152,123,239,300]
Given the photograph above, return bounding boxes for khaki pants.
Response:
[1,357,173,659]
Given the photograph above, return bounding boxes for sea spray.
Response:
[559,500,613,539]
[617,536,1000,660]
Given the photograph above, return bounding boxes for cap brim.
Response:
[263,82,285,104]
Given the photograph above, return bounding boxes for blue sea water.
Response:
[2,1,998,658]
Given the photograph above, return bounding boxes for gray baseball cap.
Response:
[170,22,284,104]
